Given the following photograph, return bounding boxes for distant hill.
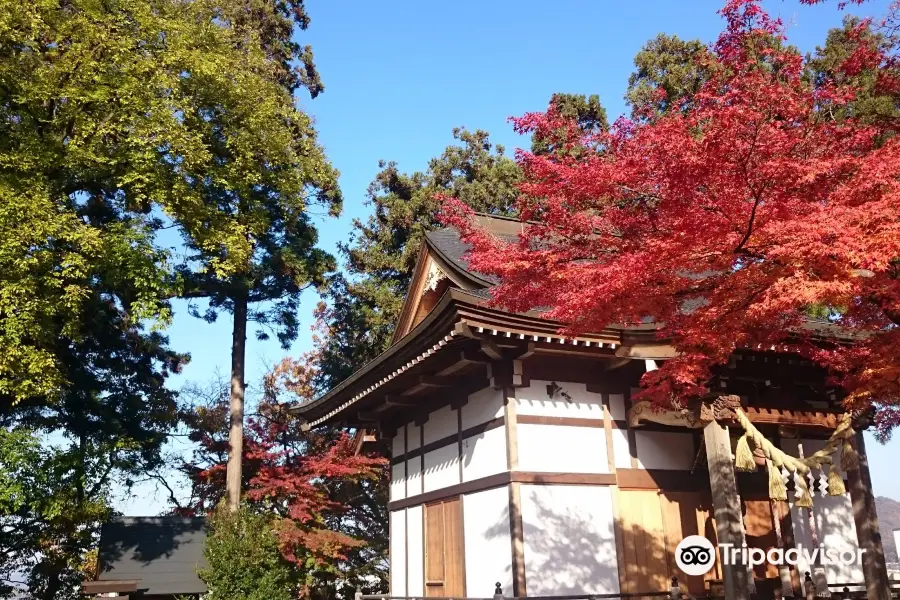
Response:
[876,496,900,562]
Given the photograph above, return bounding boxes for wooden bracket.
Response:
[480,338,504,360]
[357,411,381,423]
[488,359,527,389]
[384,395,419,408]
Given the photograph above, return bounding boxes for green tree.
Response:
[531,93,609,155]
[168,0,341,509]
[200,504,298,600]
[626,34,713,119]
[1,295,183,600]
[310,128,519,386]
[1,0,330,592]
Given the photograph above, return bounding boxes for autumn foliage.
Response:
[443,0,900,437]
[180,390,385,584]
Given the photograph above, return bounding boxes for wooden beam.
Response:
[480,338,504,360]
[435,350,490,376]
[418,375,453,388]
[704,420,751,600]
[742,406,839,429]
[509,481,527,597]
[384,395,419,408]
[615,343,679,359]
[356,412,381,423]
[401,374,455,396]
[848,433,891,600]
[604,357,633,370]
[514,342,536,359]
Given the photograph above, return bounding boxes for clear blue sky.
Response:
[117,0,900,514]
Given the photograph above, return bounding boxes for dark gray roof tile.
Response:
[96,516,207,595]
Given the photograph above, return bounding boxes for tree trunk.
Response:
[225,291,248,511]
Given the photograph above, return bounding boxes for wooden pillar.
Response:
[504,386,526,597]
[848,432,891,600]
[704,420,751,600]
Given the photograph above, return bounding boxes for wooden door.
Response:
[617,489,720,596]
[743,499,779,580]
[660,491,721,595]
[424,497,465,597]
[617,489,670,594]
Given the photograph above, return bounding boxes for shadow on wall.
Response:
[481,488,676,597]
[519,494,620,596]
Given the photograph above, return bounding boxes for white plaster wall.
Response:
[789,494,864,587]
[612,428,632,469]
[515,380,604,419]
[463,486,513,597]
[425,404,457,444]
[407,505,424,597]
[520,484,620,595]
[390,463,406,501]
[608,393,626,421]
[781,438,864,588]
[634,430,695,470]
[517,423,608,473]
[462,426,508,481]
[408,423,421,451]
[423,444,461,492]
[408,458,423,496]
[392,430,405,458]
[462,386,504,430]
[390,510,407,597]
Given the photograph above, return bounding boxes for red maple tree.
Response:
[443,0,900,437]
[179,380,386,571]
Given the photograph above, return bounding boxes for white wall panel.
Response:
[463,486,513,597]
[425,404,457,444]
[392,430,405,458]
[423,444,460,492]
[520,485,619,595]
[634,430,695,470]
[781,438,864,590]
[462,387,504,430]
[390,463,406,501]
[462,427,508,481]
[789,494,864,590]
[390,510,407,597]
[407,423,421,451]
[515,380,604,419]
[517,423,608,473]
[612,428,632,469]
[608,393,627,421]
[407,506,424,597]
[408,458,423,496]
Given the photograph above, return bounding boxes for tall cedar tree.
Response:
[444,0,900,438]
[171,0,341,510]
[310,104,607,391]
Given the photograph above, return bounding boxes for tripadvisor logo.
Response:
[675,536,716,576]
[674,536,866,576]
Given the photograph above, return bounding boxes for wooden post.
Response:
[847,432,891,600]
[704,420,751,600]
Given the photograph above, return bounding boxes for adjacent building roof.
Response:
[94,516,208,596]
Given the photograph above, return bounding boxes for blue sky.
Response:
[117,0,900,513]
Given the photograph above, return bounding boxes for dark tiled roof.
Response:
[425,227,516,287]
[96,516,208,596]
